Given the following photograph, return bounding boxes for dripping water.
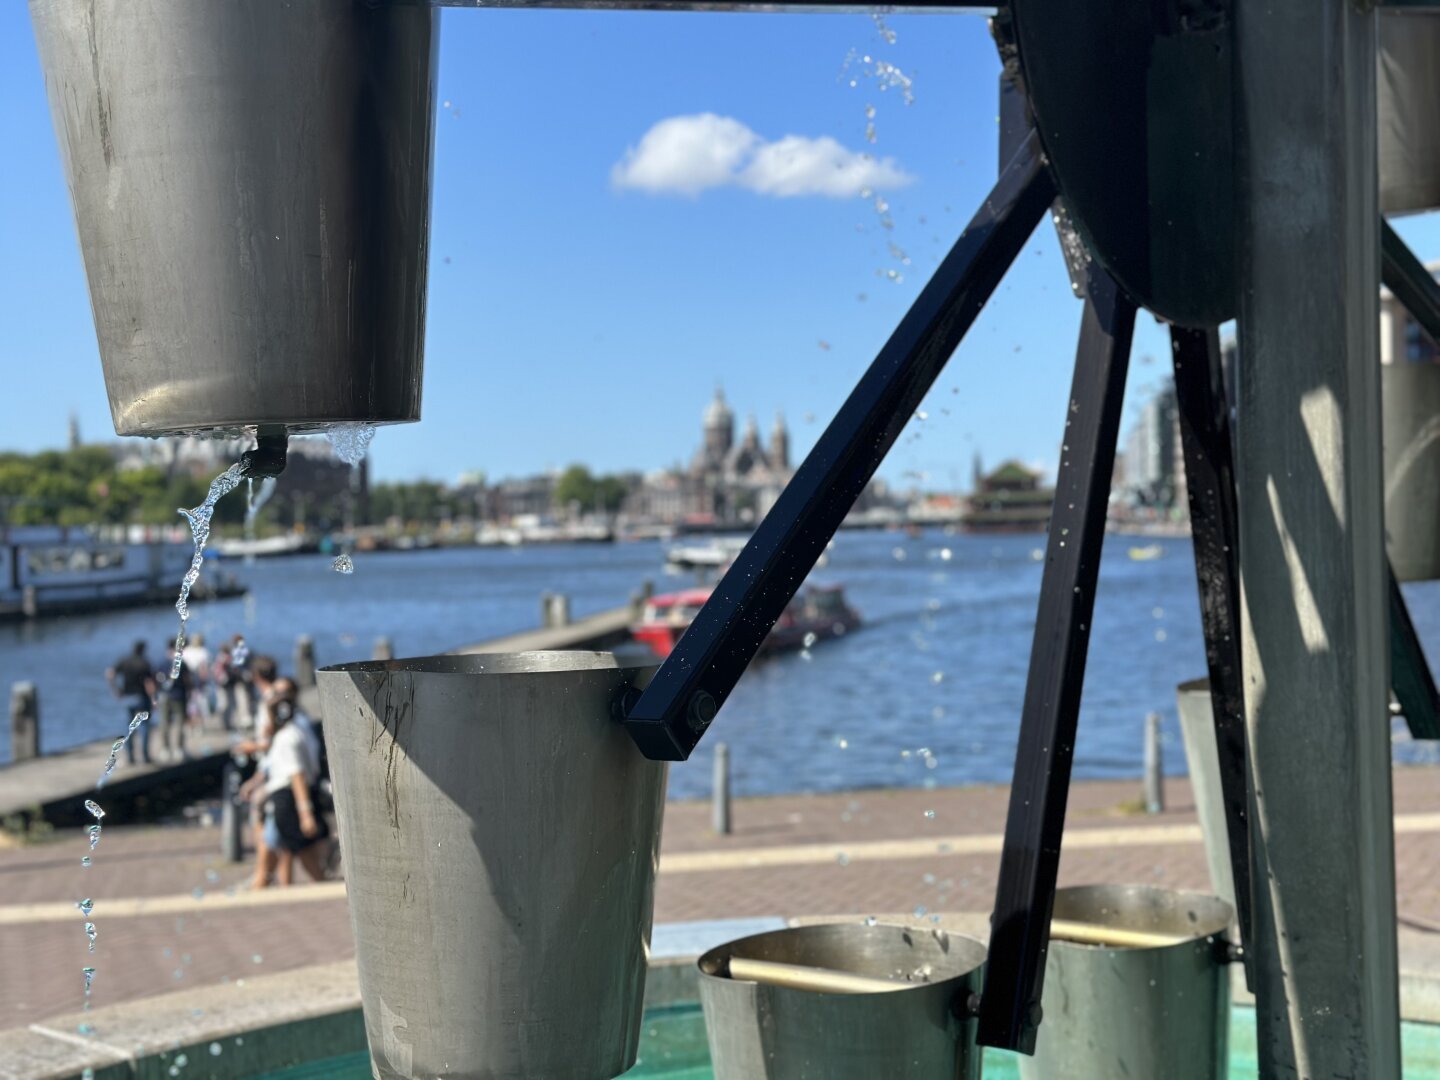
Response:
[324,423,376,574]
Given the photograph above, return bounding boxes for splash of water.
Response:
[871,11,897,45]
[325,423,376,573]
[243,476,278,565]
[96,712,148,790]
[172,463,247,676]
[326,422,376,466]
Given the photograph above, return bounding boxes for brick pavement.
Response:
[3,767,1439,1034]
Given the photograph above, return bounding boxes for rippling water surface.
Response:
[3,531,1436,799]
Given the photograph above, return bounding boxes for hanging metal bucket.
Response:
[1380,12,1440,216]
[698,923,987,1080]
[1019,885,1233,1080]
[1383,362,1440,582]
[316,652,666,1080]
[29,0,437,437]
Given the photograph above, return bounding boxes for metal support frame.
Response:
[1235,0,1401,1071]
[1390,564,1440,739]
[624,132,1056,760]
[1170,325,1255,987]
[977,266,1136,1053]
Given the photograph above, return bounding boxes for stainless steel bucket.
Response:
[1383,362,1440,582]
[1380,12,1440,216]
[30,0,437,437]
[316,652,666,1080]
[1020,885,1234,1080]
[698,923,987,1080]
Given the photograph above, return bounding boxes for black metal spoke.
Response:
[977,265,1136,1054]
[1382,220,1440,343]
[623,131,1057,761]
[1170,324,1255,987]
[1391,564,1440,740]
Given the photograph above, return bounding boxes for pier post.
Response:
[1143,712,1164,815]
[295,635,317,689]
[542,593,571,629]
[9,683,39,762]
[373,637,394,662]
[712,742,732,835]
[1235,0,1400,1071]
[221,759,244,863]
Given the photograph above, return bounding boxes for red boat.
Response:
[631,583,862,659]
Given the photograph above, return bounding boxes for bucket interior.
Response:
[701,922,987,987]
[1052,884,1233,946]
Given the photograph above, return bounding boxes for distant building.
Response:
[959,459,1053,533]
[626,388,796,527]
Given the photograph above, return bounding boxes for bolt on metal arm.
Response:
[622,131,1057,760]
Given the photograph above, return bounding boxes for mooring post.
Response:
[712,742,732,835]
[295,635,317,689]
[9,682,39,762]
[1143,712,1164,815]
[1235,0,1400,1071]
[548,594,571,628]
[220,759,244,863]
[373,637,394,662]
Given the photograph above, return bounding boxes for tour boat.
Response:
[631,583,862,659]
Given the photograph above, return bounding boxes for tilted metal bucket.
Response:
[1380,12,1440,216]
[30,0,437,437]
[316,652,666,1080]
[698,923,987,1080]
[1019,885,1234,1080]
[1383,362,1440,582]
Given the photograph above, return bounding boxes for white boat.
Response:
[665,536,750,572]
[212,532,308,558]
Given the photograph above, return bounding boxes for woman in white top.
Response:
[261,685,329,885]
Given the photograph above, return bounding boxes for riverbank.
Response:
[6,767,1440,1043]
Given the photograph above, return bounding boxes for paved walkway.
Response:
[4,768,1440,1035]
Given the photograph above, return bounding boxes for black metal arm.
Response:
[977,265,1135,1054]
[622,131,1057,760]
[1170,324,1255,987]
[1382,220,1440,345]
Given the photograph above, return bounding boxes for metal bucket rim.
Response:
[318,650,650,678]
[698,922,988,995]
[1051,883,1234,950]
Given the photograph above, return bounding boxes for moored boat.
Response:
[631,583,861,659]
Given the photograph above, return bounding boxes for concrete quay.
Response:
[3,767,1440,1076]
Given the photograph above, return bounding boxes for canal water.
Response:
[2,530,1437,799]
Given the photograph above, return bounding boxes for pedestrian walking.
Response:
[154,643,194,761]
[213,642,239,733]
[105,640,155,764]
[182,632,213,727]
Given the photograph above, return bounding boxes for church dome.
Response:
[704,387,733,429]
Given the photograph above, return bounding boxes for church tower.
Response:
[703,386,734,464]
[770,412,790,472]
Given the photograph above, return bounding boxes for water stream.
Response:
[171,463,247,677]
[324,423,376,575]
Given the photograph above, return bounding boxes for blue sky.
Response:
[2,7,1437,487]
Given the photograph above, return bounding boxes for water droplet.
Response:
[913,905,928,918]
[892,547,907,561]
[210,1042,223,1056]
[836,852,850,866]
[81,856,91,868]
[84,800,105,821]
[803,631,818,649]
[931,671,944,684]
[76,899,94,917]
[835,736,848,749]
[175,1054,188,1067]
[252,954,263,965]
[924,810,936,819]
[82,967,96,995]
[78,1023,95,1037]
[87,824,102,850]
[864,916,878,927]
[85,922,97,952]
[83,1070,94,1080]
[332,552,355,575]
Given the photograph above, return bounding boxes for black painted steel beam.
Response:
[1382,220,1440,344]
[1170,324,1255,988]
[977,266,1135,1054]
[623,131,1057,761]
[1391,565,1440,740]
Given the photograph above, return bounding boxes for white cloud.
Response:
[611,113,913,199]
